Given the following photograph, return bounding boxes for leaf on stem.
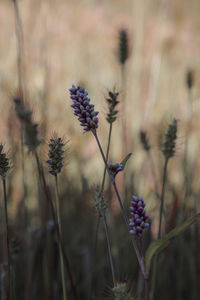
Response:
[145,213,200,272]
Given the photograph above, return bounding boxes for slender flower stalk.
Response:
[35,151,77,300]
[0,145,11,298]
[129,195,150,300]
[68,85,147,279]
[118,29,129,157]
[94,91,119,254]
[94,186,116,286]
[103,214,116,286]
[47,137,67,300]
[140,131,160,201]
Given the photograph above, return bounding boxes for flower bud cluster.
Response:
[129,195,149,238]
[69,85,99,132]
[108,162,123,177]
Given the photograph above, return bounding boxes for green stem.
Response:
[3,178,11,299]
[34,152,77,300]
[55,175,67,300]
[158,158,168,239]
[151,157,169,299]
[101,123,113,192]
[103,214,116,286]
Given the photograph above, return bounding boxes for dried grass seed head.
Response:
[186,70,194,90]
[47,137,65,176]
[112,282,134,300]
[14,98,42,152]
[118,29,129,65]
[162,118,177,159]
[140,130,150,152]
[94,186,108,217]
[106,90,119,124]
[0,145,10,179]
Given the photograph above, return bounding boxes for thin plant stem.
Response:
[34,152,78,300]
[101,123,113,192]
[158,158,168,239]
[151,157,169,299]
[92,130,147,279]
[139,237,150,300]
[55,175,67,300]
[121,64,128,156]
[13,0,26,97]
[147,151,160,201]
[94,122,113,253]
[103,214,116,286]
[2,178,11,299]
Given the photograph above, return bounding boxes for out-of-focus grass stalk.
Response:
[139,237,149,300]
[151,119,177,299]
[101,123,113,193]
[55,174,67,300]
[2,178,11,299]
[35,151,77,300]
[12,0,26,97]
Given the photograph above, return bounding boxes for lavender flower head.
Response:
[129,195,149,238]
[69,85,99,132]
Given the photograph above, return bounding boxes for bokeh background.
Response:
[0,0,200,299]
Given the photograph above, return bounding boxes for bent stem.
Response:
[55,175,67,300]
[3,178,11,298]
[92,130,147,279]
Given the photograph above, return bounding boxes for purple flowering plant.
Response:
[69,85,99,132]
[129,195,149,238]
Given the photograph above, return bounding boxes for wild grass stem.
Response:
[2,178,11,299]
[151,157,169,299]
[35,152,77,300]
[55,175,67,300]
[103,214,116,286]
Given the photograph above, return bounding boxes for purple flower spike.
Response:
[69,85,99,132]
[129,195,149,238]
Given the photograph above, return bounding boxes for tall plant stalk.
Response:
[103,214,116,286]
[3,178,11,299]
[151,157,169,299]
[35,151,77,300]
[55,175,67,300]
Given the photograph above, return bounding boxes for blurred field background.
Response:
[0,0,200,299]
